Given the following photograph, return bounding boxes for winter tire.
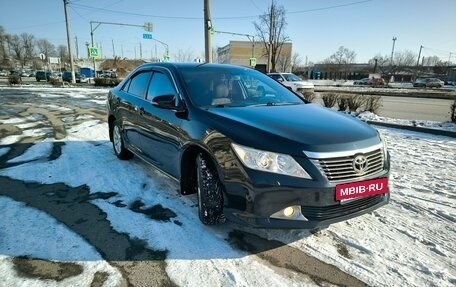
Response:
[196,154,225,225]
[112,121,133,160]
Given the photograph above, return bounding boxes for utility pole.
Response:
[112,39,115,58]
[75,36,79,60]
[414,45,423,80]
[204,0,212,63]
[63,0,75,83]
[139,42,142,60]
[90,22,97,77]
[390,36,397,72]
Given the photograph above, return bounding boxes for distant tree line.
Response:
[0,25,69,70]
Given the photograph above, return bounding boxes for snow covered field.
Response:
[0,86,455,286]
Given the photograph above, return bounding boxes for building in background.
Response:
[217,41,292,73]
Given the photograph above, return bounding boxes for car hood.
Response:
[204,103,380,156]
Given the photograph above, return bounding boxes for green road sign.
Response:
[250,57,257,67]
[89,47,100,59]
[143,33,153,40]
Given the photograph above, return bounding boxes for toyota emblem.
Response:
[353,155,368,174]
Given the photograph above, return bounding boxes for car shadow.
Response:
[0,140,367,286]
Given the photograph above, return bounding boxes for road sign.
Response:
[89,47,100,59]
[143,33,153,40]
[49,57,61,64]
[163,54,170,62]
[250,57,257,67]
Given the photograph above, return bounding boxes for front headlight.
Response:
[231,143,312,179]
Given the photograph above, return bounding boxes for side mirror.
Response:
[277,77,284,82]
[152,94,176,109]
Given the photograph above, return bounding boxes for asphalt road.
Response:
[2,76,456,122]
[378,96,454,122]
[312,92,455,122]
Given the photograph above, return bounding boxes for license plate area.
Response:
[336,178,388,202]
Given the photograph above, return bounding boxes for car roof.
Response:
[138,62,249,71]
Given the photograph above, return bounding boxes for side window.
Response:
[270,74,280,81]
[126,72,151,98]
[147,72,176,100]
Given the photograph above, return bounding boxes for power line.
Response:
[69,0,374,21]
[287,0,372,15]
[70,3,202,20]
[422,46,456,57]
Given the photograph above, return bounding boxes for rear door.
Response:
[115,70,152,153]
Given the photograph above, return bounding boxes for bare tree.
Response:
[174,48,195,62]
[422,55,440,66]
[36,38,56,60]
[254,0,290,72]
[394,50,416,67]
[8,35,24,68]
[20,33,34,66]
[324,46,356,79]
[57,45,68,70]
[0,26,7,62]
[369,50,416,74]
[291,52,302,71]
[368,53,389,73]
[277,53,291,72]
[433,60,449,75]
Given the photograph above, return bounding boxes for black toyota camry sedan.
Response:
[107,62,390,229]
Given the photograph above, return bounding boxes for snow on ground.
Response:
[263,126,456,287]
[359,111,456,133]
[0,86,455,286]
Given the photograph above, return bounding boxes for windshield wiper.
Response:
[248,102,300,107]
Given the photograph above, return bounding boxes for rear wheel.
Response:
[196,154,225,225]
[112,121,133,160]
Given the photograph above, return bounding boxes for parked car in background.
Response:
[0,70,8,77]
[35,71,51,82]
[353,78,371,85]
[62,71,89,83]
[267,72,314,94]
[354,77,385,86]
[107,62,390,229]
[413,78,444,88]
[100,71,118,78]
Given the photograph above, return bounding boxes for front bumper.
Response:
[219,151,390,229]
[225,192,389,229]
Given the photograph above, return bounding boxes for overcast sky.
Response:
[1,0,455,63]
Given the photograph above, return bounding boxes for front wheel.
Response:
[196,154,225,225]
[112,121,133,160]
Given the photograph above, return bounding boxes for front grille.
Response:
[301,195,385,220]
[313,148,384,182]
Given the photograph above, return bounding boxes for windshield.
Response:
[282,73,302,82]
[180,66,304,108]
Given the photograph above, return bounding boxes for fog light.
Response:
[283,206,295,217]
[270,205,308,221]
